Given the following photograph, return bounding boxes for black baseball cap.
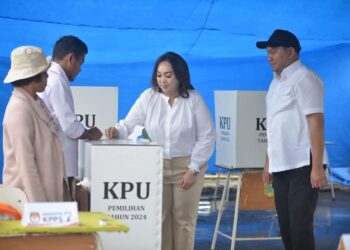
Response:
[256,29,301,53]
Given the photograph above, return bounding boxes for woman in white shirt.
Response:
[105,52,215,250]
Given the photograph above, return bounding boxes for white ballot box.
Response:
[214,91,267,168]
[85,139,163,250]
[71,86,118,178]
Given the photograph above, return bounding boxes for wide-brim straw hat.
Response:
[4,46,51,84]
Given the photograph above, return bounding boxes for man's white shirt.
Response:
[40,62,85,177]
[266,60,325,173]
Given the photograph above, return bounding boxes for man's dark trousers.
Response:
[273,165,318,250]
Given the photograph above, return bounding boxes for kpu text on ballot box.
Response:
[85,140,163,250]
[212,91,280,250]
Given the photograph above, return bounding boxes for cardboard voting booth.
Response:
[212,91,280,250]
[85,140,163,250]
[71,86,118,131]
[71,86,118,178]
[214,90,267,169]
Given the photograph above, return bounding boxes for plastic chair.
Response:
[0,186,27,212]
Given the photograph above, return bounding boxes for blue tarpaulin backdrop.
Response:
[0,1,349,185]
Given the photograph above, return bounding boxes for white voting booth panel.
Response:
[215,91,267,168]
[86,140,163,250]
[212,91,279,250]
[71,86,118,177]
[71,86,118,130]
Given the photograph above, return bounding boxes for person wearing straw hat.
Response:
[2,46,70,202]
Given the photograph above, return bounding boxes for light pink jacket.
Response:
[2,87,69,202]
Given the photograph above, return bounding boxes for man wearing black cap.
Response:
[257,29,327,250]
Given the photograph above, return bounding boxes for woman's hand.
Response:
[105,127,119,139]
[180,170,197,190]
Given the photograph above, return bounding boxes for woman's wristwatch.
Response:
[189,168,199,175]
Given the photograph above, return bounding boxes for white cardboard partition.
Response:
[214,91,267,169]
[71,86,118,131]
[86,140,163,250]
[71,86,118,177]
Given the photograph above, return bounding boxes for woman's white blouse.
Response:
[116,88,216,172]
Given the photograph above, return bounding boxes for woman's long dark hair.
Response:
[151,52,194,98]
